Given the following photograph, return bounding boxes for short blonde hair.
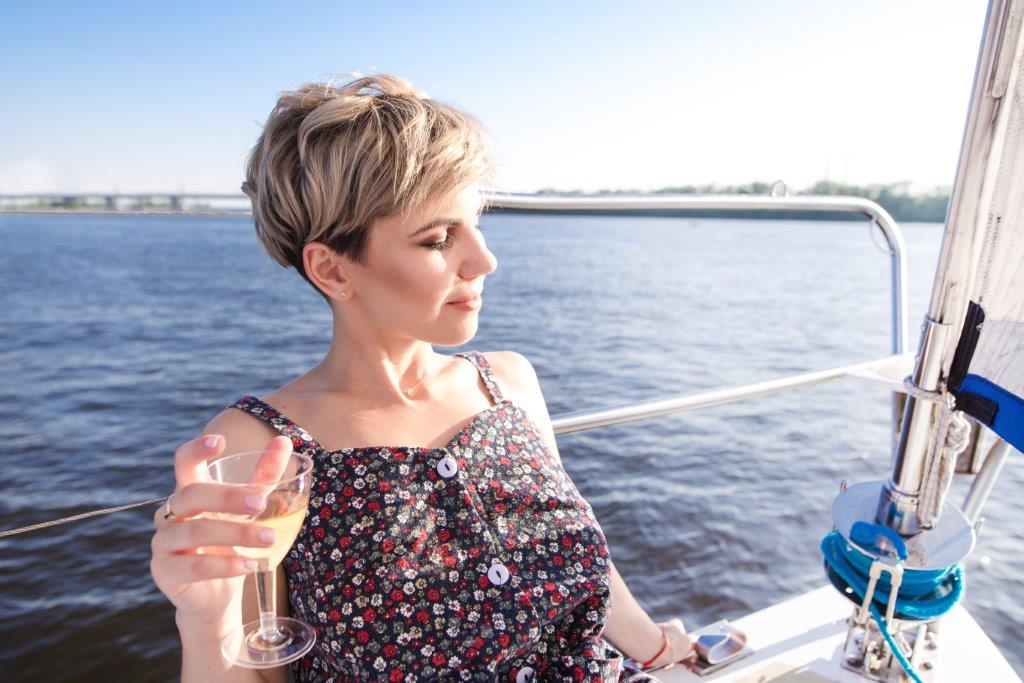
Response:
[242,72,497,299]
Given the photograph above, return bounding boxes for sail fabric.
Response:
[944,49,1024,455]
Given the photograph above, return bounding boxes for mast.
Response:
[877,0,1024,535]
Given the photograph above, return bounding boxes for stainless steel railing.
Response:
[483,193,909,355]
[551,355,909,435]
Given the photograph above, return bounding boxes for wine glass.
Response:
[206,448,316,668]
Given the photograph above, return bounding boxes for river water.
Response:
[1,212,1020,679]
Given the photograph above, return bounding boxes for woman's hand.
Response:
[647,618,696,671]
[149,434,291,631]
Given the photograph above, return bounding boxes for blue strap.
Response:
[850,521,908,561]
[958,374,1024,453]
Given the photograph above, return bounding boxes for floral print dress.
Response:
[230,350,657,682]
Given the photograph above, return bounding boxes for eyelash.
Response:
[426,224,483,251]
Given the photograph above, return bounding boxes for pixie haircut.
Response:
[242,72,497,300]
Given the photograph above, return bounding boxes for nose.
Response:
[461,229,498,278]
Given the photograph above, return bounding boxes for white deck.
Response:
[653,585,1020,682]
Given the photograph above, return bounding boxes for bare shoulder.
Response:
[480,351,563,466]
[201,404,283,455]
[479,351,539,397]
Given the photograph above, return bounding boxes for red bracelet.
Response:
[638,627,669,670]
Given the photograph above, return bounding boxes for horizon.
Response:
[0,177,953,198]
[3,1,989,195]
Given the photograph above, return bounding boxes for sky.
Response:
[1,1,991,195]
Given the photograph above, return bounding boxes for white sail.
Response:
[895,0,1024,531]
[941,3,1024,456]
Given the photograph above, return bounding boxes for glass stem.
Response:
[253,559,285,644]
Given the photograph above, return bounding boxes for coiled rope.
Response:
[821,523,965,683]
[901,375,973,528]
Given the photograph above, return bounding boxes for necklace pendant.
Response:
[404,387,413,395]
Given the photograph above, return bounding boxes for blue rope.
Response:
[820,528,965,682]
[867,602,923,683]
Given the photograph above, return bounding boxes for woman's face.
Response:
[318,183,497,346]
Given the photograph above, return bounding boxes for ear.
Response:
[303,241,350,298]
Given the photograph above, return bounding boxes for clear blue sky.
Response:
[1,0,989,194]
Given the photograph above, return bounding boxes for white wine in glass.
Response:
[207,448,315,668]
[223,505,307,568]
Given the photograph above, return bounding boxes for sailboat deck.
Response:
[656,585,1020,682]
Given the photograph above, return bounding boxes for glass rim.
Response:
[206,449,314,486]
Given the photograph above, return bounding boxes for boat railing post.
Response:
[962,438,1013,523]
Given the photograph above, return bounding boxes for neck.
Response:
[313,336,443,405]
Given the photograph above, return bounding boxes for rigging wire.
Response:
[0,497,167,539]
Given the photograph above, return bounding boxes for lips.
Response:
[447,292,482,304]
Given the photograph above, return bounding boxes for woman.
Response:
[149,73,695,681]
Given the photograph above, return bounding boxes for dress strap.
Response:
[230,353,503,451]
[228,395,326,454]
[453,350,506,405]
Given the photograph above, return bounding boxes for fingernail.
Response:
[245,494,266,511]
[258,528,276,544]
[244,559,258,570]
[204,435,220,449]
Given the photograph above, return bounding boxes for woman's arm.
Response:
[494,352,673,665]
[601,559,670,664]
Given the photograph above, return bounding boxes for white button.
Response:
[436,455,458,478]
[487,562,510,586]
[516,666,536,683]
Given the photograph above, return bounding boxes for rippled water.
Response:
[1,213,1020,680]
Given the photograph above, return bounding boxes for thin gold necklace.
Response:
[312,361,434,398]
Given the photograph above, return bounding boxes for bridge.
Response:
[0,192,251,214]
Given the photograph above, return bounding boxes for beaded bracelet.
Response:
[638,627,669,671]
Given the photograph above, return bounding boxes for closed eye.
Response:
[425,224,483,251]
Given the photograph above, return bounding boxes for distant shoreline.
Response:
[0,180,951,222]
[0,208,251,216]
[0,207,945,223]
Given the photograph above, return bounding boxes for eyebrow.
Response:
[408,217,462,238]
[408,205,485,238]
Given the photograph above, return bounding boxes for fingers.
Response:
[157,435,295,532]
[173,433,226,488]
[151,550,257,586]
[152,516,277,555]
[656,619,695,665]
[248,436,293,489]
[680,633,697,663]
[676,633,697,660]
[164,481,269,521]
[663,618,688,634]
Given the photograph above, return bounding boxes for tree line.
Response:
[531,180,950,222]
